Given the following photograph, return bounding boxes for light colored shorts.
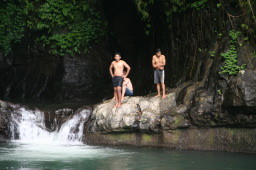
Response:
[154,69,165,84]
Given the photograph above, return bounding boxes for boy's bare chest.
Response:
[113,62,123,68]
[155,57,164,63]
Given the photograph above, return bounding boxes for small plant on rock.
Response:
[209,51,216,58]
[217,89,222,95]
[220,30,246,75]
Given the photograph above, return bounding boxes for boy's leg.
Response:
[161,83,166,99]
[154,70,161,97]
[114,87,118,107]
[116,86,122,107]
[155,83,161,97]
[161,70,166,99]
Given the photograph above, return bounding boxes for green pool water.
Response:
[0,142,255,170]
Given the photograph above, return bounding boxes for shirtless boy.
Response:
[109,53,131,107]
[152,49,166,99]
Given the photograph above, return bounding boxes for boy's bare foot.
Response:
[162,95,166,99]
[114,103,118,107]
[116,104,122,108]
[121,97,125,101]
[154,94,161,98]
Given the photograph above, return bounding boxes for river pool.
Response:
[0,142,255,170]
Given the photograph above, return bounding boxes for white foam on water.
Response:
[0,142,124,161]
[5,106,128,162]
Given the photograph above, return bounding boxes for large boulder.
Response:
[90,93,178,133]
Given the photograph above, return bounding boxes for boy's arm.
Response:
[161,55,166,67]
[109,62,114,77]
[152,56,157,68]
[123,61,131,78]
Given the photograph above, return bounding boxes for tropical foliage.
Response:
[220,30,246,75]
[0,0,107,56]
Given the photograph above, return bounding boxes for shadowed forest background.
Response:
[0,0,255,102]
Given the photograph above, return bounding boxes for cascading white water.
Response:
[2,104,127,164]
[9,107,90,144]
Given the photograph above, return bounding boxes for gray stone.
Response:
[91,94,177,133]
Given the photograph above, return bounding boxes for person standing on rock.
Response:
[109,52,131,107]
[152,48,166,99]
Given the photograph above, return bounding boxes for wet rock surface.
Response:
[0,101,9,140]
[85,128,256,153]
[0,100,23,140]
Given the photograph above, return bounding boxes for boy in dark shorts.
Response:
[109,53,131,107]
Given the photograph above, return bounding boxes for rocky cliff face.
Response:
[0,42,111,101]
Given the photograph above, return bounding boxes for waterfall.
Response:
[9,106,90,144]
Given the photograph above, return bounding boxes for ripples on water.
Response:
[1,142,256,170]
